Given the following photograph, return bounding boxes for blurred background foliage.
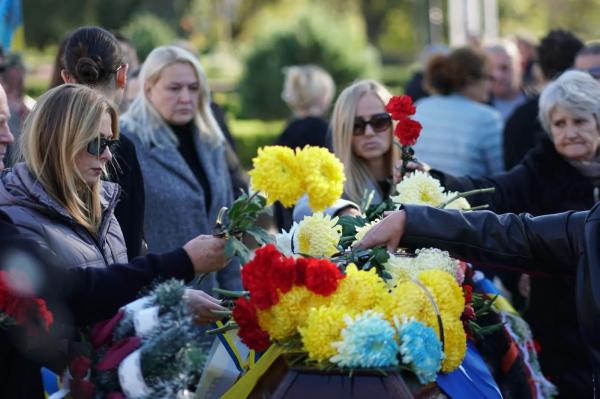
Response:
[19,0,600,166]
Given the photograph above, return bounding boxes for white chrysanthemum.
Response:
[414,248,459,281]
[383,255,415,288]
[442,192,471,210]
[293,213,342,257]
[353,219,380,244]
[391,171,445,206]
[384,248,460,285]
[275,223,298,257]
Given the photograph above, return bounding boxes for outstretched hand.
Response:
[183,235,228,274]
[184,289,228,325]
[355,210,407,252]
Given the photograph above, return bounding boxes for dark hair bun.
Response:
[424,47,488,95]
[74,56,102,84]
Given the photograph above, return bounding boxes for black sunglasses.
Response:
[353,113,392,136]
[86,137,119,156]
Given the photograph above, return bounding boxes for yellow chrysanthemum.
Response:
[294,213,342,257]
[257,286,327,340]
[353,219,380,244]
[440,316,467,372]
[249,146,304,207]
[385,279,435,326]
[391,170,445,206]
[417,270,465,318]
[299,305,350,362]
[330,264,389,313]
[296,146,345,212]
[442,192,471,210]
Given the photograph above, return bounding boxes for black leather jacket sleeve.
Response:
[401,204,586,275]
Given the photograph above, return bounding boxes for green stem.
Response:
[206,322,239,335]
[210,309,233,316]
[439,187,496,209]
[213,287,250,298]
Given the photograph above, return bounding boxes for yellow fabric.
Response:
[221,345,284,399]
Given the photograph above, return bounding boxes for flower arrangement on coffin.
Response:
[0,269,53,336]
[215,243,480,385]
[87,280,206,399]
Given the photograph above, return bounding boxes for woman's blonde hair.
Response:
[331,79,398,204]
[20,83,119,233]
[281,65,335,117]
[121,45,223,148]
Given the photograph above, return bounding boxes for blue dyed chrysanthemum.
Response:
[330,311,400,368]
[395,316,443,384]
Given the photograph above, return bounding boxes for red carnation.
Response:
[232,297,271,351]
[386,95,416,119]
[304,258,344,297]
[70,356,91,380]
[463,284,473,304]
[269,253,296,294]
[462,304,476,321]
[394,117,422,146]
[70,379,96,399]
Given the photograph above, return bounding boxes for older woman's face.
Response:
[146,62,200,125]
[75,111,114,185]
[550,106,600,161]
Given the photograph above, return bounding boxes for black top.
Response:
[109,134,146,258]
[503,95,546,169]
[0,211,194,398]
[170,121,212,212]
[275,116,329,149]
[404,71,430,103]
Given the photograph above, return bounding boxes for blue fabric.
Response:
[474,277,501,296]
[41,367,60,396]
[436,341,502,399]
[413,94,504,176]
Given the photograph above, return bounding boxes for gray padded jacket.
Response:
[0,163,128,268]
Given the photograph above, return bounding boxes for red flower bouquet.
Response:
[385,95,422,175]
[0,270,53,336]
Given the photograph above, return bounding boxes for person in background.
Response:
[48,34,70,89]
[276,64,335,149]
[515,33,539,93]
[274,64,335,229]
[1,53,34,166]
[503,29,583,169]
[112,30,139,70]
[404,44,449,102]
[61,26,146,259]
[0,83,14,170]
[413,47,504,176]
[120,45,241,297]
[575,42,600,79]
[484,40,527,121]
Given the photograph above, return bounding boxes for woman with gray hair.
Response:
[120,46,241,298]
[406,69,600,397]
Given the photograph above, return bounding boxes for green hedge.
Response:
[229,119,286,169]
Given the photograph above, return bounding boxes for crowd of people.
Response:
[1,24,600,398]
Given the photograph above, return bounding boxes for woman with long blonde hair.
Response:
[331,79,400,206]
[293,79,400,220]
[0,83,127,268]
[121,45,241,295]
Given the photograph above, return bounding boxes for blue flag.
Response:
[0,0,24,50]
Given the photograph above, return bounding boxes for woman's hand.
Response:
[184,289,228,325]
[393,160,431,184]
[183,235,227,274]
[355,210,407,252]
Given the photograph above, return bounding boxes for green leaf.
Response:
[246,225,275,245]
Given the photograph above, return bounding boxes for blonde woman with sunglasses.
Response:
[0,84,128,269]
[294,79,400,220]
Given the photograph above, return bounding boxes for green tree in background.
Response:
[237,2,380,120]
[123,13,177,61]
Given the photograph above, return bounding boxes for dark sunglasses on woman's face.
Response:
[86,137,119,156]
[353,113,392,136]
